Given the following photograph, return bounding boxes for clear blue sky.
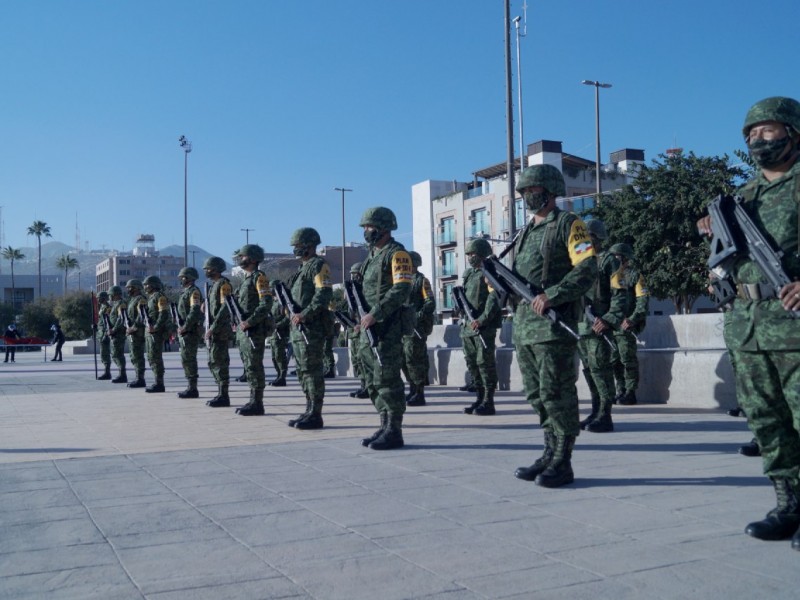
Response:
[2,0,799,260]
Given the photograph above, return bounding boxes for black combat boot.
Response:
[112,369,128,384]
[580,374,600,429]
[535,435,576,488]
[146,376,165,393]
[474,387,496,416]
[369,414,404,450]
[618,390,637,405]
[361,411,388,447]
[288,395,312,427]
[793,524,800,551]
[514,431,555,481]
[739,438,761,457]
[296,399,324,430]
[586,399,614,433]
[206,383,230,407]
[459,382,477,393]
[236,388,265,416]
[127,372,146,388]
[407,385,426,407]
[405,383,417,402]
[269,375,286,387]
[745,478,800,540]
[236,372,248,383]
[97,366,112,381]
[463,386,485,414]
[353,385,370,399]
[324,367,335,379]
[177,378,199,399]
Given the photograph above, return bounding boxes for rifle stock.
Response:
[225,294,256,349]
[203,282,212,349]
[452,286,487,349]
[344,280,382,366]
[584,305,617,351]
[272,281,309,344]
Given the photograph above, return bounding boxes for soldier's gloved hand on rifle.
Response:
[360,313,377,330]
[778,283,800,312]
[469,319,482,332]
[238,320,251,331]
[591,317,610,335]
[531,293,551,316]
[291,313,305,326]
[697,215,713,237]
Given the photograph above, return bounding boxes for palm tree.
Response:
[1,246,25,307]
[56,254,79,295]
[27,220,52,297]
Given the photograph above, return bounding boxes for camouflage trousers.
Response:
[322,335,335,373]
[179,333,201,380]
[401,333,429,387]
[238,330,266,391]
[349,334,364,383]
[461,329,498,390]
[577,334,615,403]
[270,330,290,378]
[730,347,800,480]
[97,334,111,368]
[358,319,405,417]
[110,334,126,371]
[207,336,230,385]
[611,330,639,394]
[128,333,146,376]
[145,333,165,379]
[516,339,580,437]
[292,326,325,402]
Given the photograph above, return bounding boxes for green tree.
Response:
[1,246,25,307]
[592,151,745,314]
[56,254,79,295]
[0,302,16,330]
[26,220,52,298]
[55,291,94,340]
[19,296,57,339]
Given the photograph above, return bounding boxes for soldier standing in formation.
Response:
[401,251,436,407]
[356,207,412,450]
[124,279,148,388]
[203,257,233,407]
[232,244,273,416]
[608,243,649,406]
[322,306,337,379]
[347,262,369,399]
[176,267,204,399]
[459,238,502,416]
[511,164,597,488]
[285,228,333,429]
[577,220,623,433]
[96,291,113,380]
[108,285,127,383]
[142,275,170,393]
[268,278,290,387]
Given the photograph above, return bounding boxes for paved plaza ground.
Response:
[0,351,797,599]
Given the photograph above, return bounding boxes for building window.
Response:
[442,282,455,309]
[439,217,455,244]
[442,250,456,277]
[515,198,525,229]
[119,270,130,276]
[471,208,488,238]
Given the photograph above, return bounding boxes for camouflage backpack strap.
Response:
[540,209,568,286]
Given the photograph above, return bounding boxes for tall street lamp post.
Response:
[581,80,612,198]
[179,135,192,267]
[334,187,352,288]
[241,228,255,245]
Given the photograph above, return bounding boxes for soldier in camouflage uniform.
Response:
[577,220,624,433]
[458,239,502,416]
[268,279,290,387]
[124,279,148,388]
[176,267,204,399]
[698,97,800,549]
[607,243,649,406]
[511,164,598,488]
[108,285,128,383]
[322,306,337,379]
[285,228,333,429]
[96,291,113,380]
[203,257,233,407]
[357,207,413,450]
[402,251,436,407]
[232,244,273,416]
[347,262,370,399]
[142,275,171,393]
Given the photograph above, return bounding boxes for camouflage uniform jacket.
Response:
[288,256,333,328]
[177,284,204,335]
[110,299,128,337]
[610,261,649,333]
[127,294,147,336]
[271,297,290,337]
[579,251,626,335]
[146,291,171,335]
[361,239,412,323]
[407,271,436,336]
[512,207,598,343]
[460,266,501,338]
[97,301,111,338]
[724,158,800,351]
[237,269,273,334]
[207,277,232,338]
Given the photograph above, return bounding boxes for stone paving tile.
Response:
[459,562,602,598]
[0,518,106,553]
[219,510,351,546]
[0,565,142,600]
[146,577,311,600]
[89,499,214,537]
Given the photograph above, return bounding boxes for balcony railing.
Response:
[436,231,457,245]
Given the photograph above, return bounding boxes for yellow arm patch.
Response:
[391,251,414,284]
[157,296,170,312]
[567,219,596,266]
[315,263,333,289]
[190,289,202,307]
[422,278,433,299]
[219,282,232,303]
[610,270,625,290]
[635,274,649,298]
[256,273,271,298]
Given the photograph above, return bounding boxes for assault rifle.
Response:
[203,282,211,349]
[482,256,580,340]
[706,194,799,316]
[120,306,134,329]
[344,280,382,366]
[137,301,152,331]
[100,310,112,342]
[224,294,256,348]
[272,281,309,344]
[451,285,487,349]
[333,309,357,330]
[584,305,617,351]
[170,302,185,349]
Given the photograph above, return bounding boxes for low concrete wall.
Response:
[333,313,736,410]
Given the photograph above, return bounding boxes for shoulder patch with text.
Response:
[315,263,333,288]
[157,296,170,311]
[391,250,414,284]
[567,219,596,266]
[256,273,271,298]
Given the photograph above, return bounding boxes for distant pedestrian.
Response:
[4,324,20,363]
[50,323,65,361]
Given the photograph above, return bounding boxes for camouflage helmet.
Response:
[178,267,199,280]
[359,206,398,231]
[516,164,566,197]
[235,243,265,263]
[349,261,363,274]
[290,227,321,247]
[142,275,163,290]
[609,242,634,259]
[98,291,109,300]
[586,219,607,240]
[743,96,800,138]
[125,279,143,290]
[465,238,493,258]
[109,285,123,296]
[203,256,226,273]
[408,251,422,268]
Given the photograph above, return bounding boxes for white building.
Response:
[95,234,185,293]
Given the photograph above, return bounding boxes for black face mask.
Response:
[748,136,793,169]
[523,190,549,211]
[467,255,482,268]
[292,246,308,258]
[364,229,383,246]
